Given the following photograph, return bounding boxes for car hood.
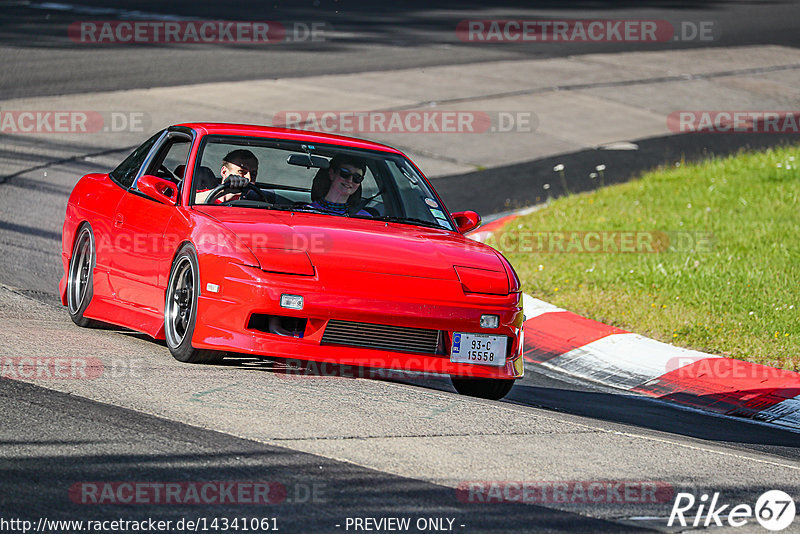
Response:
[194,208,507,282]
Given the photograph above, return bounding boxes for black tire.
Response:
[164,244,224,364]
[450,377,515,400]
[66,224,101,328]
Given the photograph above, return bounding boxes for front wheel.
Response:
[450,377,515,400]
[164,245,223,364]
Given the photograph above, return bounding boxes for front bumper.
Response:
[192,263,524,379]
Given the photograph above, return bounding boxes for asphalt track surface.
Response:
[3,0,800,99]
[2,378,636,533]
[2,1,800,533]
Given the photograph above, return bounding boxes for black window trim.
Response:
[121,128,195,206]
[132,129,193,189]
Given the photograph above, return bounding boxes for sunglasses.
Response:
[337,167,364,184]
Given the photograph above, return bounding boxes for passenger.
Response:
[309,155,371,216]
[195,149,259,203]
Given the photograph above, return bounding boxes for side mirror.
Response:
[137,175,178,205]
[451,210,481,233]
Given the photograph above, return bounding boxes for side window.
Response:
[358,164,383,215]
[142,136,191,184]
[109,131,162,188]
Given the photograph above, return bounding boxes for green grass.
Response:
[490,145,800,370]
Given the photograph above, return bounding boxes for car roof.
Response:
[175,122,403,155]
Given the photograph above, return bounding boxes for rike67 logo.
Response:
[669,490,796,531]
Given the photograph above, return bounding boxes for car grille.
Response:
[321,320,442,355]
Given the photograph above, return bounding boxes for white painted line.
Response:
[598,141,640,150]
[27,1,185,20]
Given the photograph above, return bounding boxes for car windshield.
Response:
[190,135,455,231]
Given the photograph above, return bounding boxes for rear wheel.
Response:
[164,245,223,364]
[66,224,100,327]
[450,377,515,400]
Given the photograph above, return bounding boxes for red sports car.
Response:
[60,123,524,399]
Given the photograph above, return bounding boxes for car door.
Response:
[108,130,192,327]
[86,130,162,304]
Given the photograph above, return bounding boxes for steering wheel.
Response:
[204,181,270,204]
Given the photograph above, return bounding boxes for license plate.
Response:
[450,332,507,367]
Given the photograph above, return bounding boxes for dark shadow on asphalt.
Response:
[3,176,76,196]
[0,141,133,185]
[0,133,132,161]
[0,220,62,241]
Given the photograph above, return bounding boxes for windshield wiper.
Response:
[367,215,445,229]
[268,203,325,213]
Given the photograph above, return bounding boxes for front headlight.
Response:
[454,265,509,295]
[250,248,316,276]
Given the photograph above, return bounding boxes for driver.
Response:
[195,149,259,203]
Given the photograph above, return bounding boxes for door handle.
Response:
[114,214,124,228]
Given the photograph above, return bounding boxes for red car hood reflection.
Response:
[194,207,505,280]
